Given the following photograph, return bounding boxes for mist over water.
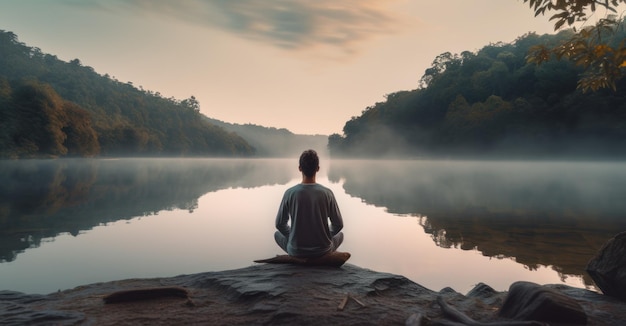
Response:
[329,159,626,286]
[1,158,624,294]
[330,159,626,218]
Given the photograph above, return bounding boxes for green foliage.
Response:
[523,0,626,91]
[329,28,626,158]
[0,30,255,158]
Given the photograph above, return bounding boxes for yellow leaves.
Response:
[525,11,626,92]
[526,45,552,64]
[523,1,626,91]
[593,44,612,58]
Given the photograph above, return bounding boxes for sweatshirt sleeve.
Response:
[328,191,343,236]
[275,192,291,236]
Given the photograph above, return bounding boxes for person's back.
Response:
[274,149,344,258]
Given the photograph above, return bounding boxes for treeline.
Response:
[329,24,626,159]
[0,30,255,158]
[205,117,328,157]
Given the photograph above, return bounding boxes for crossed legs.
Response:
[274,231,344,256]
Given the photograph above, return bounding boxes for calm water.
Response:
[1,158,625,295]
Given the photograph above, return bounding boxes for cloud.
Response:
[73,0,405,54]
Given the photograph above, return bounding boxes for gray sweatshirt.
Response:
[275,183,343,257]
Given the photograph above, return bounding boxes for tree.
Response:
[180,95,200,113]
[419,52,460,88]
[62,102,100,157]
[12,81,68,157]
[524,0,626,91]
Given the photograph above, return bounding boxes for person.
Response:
[274,149,344,258]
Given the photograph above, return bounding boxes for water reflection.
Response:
[0,158,294,262]
[3,158,625,294]
[329,159,626,286]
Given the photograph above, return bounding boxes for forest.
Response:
[0,30,257,158]
[328,21,626,159]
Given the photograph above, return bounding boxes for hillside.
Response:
[329,24,626,159]
[205,117,328,157]
[0,30,255,158]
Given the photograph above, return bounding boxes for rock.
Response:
[0,291,85,326]
[405,312,426,326]
[586,231,626,301]
[1,264,625,325]
[498,281,587,325]
[467,282,496,299]
[467,282,502,306]
[436,295,547,326]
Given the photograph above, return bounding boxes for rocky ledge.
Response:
[1,262,626,325]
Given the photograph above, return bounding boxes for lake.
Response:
[1,158,625,295]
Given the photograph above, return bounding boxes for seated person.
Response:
[274,149,344,258]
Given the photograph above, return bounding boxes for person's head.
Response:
[299,149,319,178]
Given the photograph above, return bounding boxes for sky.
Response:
[0,1,572,135]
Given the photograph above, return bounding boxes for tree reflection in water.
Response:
[0,158,293,263]
[3,158,625,292]
[329,159,626,286]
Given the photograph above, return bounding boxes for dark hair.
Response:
[299,149,319,177]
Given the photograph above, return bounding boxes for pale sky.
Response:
[0,1,566,135]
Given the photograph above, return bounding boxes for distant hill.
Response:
[0,30,255,158]
[329,24,626,159]
[205,117,328,157]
